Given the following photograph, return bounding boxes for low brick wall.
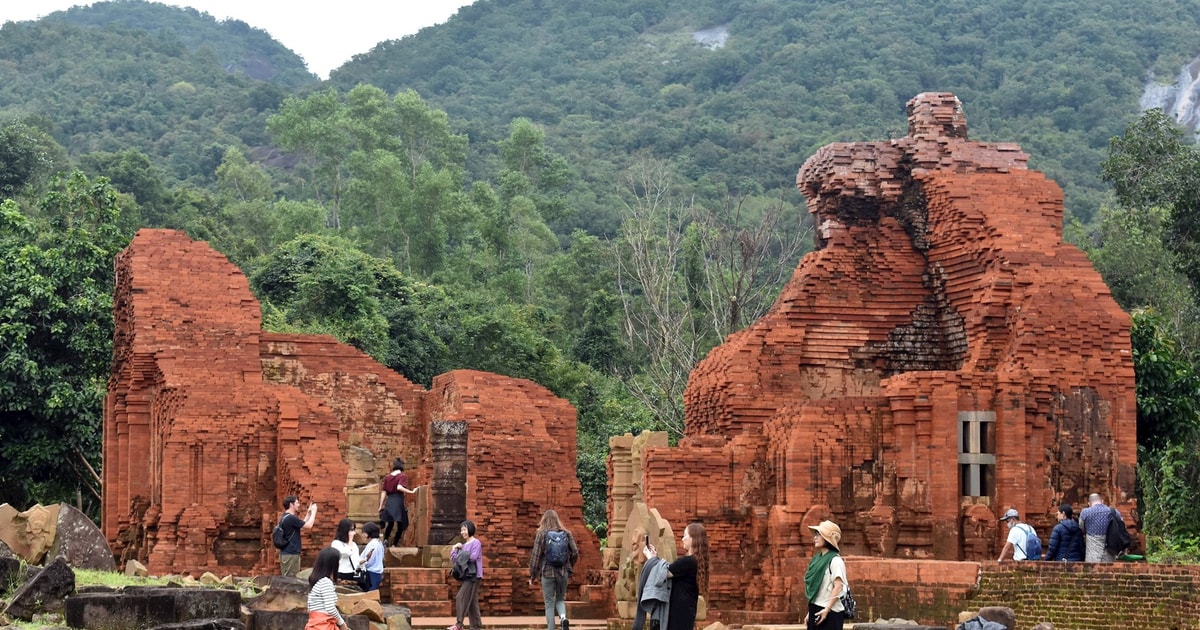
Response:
[845,558,1200,630]
[969,562,1200,630]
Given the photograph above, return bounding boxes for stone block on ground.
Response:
[47,503,115,571]
[343,598,385,622]
[380,604,410,628]
[977,607,1015,630]
[146,620,245,630]
[126,559,149,577]
[0,556,21,591]
[0,504,60,564]
[245,576,309,612]
[64,586,241,629]
[2,556,75,620]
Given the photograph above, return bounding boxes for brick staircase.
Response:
[384,567,456,616]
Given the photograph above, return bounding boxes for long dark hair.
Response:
[335,518,355,543]
[309,547,341,587]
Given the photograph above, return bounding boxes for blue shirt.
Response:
[1079,504,1112,537]
[360,538,385,573]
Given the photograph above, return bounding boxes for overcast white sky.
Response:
[0,1,475,78]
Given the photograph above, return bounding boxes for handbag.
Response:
[841,587,858,619]
[828,563,857,619]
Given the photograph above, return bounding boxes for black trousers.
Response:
[806,602,845,630]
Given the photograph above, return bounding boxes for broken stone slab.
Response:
[126,559,150,577]
[0,503,59,564]
[145,620,245,630]
[2,556,76,620]
[244,576,308,612]
[63,586,241,630]
[976,607,1016,630]
[46,503,115,571]
[0,555,20,591]
[252,609,371,630]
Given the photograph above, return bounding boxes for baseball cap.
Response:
[999,508,1019,521]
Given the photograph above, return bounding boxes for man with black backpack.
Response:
[529,510,580,630]
[275,495,318,576]
[1080,493,1128,562]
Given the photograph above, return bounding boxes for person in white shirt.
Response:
[998,508,1039,561]
[331,518,364,589]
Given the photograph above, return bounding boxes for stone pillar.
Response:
[428,421,467,545]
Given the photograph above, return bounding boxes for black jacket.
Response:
[1046,518,1084,561]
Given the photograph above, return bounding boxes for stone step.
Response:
[390,583,454,603]
[385,567,451,585]
[403,600,457,617]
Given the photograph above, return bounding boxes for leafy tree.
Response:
[1101,110,1200,297]
[252,234,448,384]
[0,119,68,198]
[0,172,127,512]
[1131,308,1200,560]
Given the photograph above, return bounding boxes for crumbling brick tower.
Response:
[104,229,600,594]
[643,93,1136,620]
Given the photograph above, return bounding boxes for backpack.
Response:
[272,517,290,550]
[451,548,477,581]
[545,530,570,568]
[1105,508,1131,556]
[1018,524,1042,560]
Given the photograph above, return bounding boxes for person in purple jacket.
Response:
[449,520,483,630]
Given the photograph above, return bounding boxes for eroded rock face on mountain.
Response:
[637,93,1136,617]
[103,229,599,589]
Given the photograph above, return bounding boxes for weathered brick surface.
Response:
[968,562,1200,630]
[638,93,1136,617]
[104,229,599,593]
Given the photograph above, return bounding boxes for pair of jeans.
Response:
[455,577,482,630]
[541,573,568,630]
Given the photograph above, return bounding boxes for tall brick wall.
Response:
[638,92,1137,619]
[104,229,599,588]
[426,370,602,613]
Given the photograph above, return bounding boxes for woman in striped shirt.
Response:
[307,547,349,630]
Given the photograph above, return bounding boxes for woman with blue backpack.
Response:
[529,509,580,630]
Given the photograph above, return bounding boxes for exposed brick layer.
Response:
[640,93,1136,616]
[104,229,599,591]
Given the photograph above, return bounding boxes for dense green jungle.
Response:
[3,0,1200,559]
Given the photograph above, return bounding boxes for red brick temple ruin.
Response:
[103,229,600,613]
[609,92,1137,623]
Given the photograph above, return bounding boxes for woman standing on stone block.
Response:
[804,520,847,630]
[643,521,709,630]
[379,457,420,547]
[449,520,484,630]
[306,547,350,630]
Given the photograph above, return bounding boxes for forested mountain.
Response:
[0,0,315,184]
[332,0,1200,228]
